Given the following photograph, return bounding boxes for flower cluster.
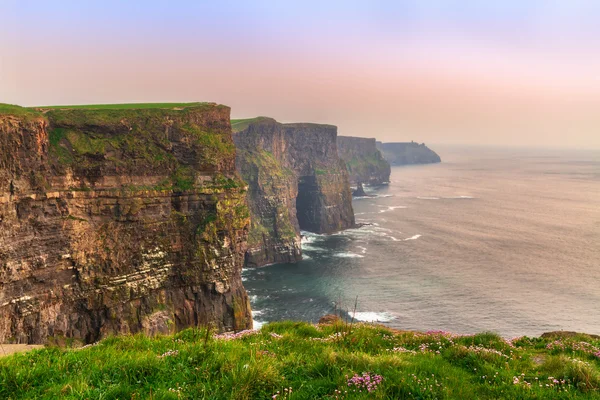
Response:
[168,386,182,393]
[310,332,346,342]
[546,340,600,358]
[272,387,293,399]
[387,346,416,354]
[213,330,258,341]
[346,372,383,393]
[158,350,179,358]
[466,345,509,359]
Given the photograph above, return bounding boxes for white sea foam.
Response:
[446,195,475,199]
[332,252,365,258]
[404,234,422,241]
[252,310,263,316]
[417,196,440,200]
[357,246,368,254]
[253,319,265,330]
[352,312,396,323]
[378,205,407,213]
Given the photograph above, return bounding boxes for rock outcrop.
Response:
[337,136,390,185]
[0,103,252,344]
[376,141,441,165]
[233,118,355,267]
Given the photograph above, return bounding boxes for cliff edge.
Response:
[0,103,252,344]
[233,118,355,267]
[376,141,441,165]
[337,136,390,185]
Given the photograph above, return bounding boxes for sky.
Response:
[2,0,600,149]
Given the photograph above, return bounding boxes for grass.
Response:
[0,103,43,118]
[231,117,273,133]
[1,322,599,399]
[30,103,212,110]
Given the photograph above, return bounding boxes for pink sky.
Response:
[2,1,599,149]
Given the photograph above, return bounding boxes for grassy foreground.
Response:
[1,322,599,399]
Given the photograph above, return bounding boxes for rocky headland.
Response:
[336,136,391,186]
[0,103,252,344]
[233,117,355,267]
[376,141,441,165]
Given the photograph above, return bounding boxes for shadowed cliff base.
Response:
[0,102,252,344]
[376,141,441,165]
[233,117,355,267]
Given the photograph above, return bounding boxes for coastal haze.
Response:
[3,1,600,149]
[245,147,600,337]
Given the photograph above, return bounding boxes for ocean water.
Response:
[243,146,600,337]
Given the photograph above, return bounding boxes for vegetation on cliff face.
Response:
[1,322,599,399]
[0,102,252,344]
[337,137,391,185]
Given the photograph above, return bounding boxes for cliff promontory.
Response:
[233,118,355,267]
[337,136,390,185]
[0,103,252,344]
[376,141,441,165]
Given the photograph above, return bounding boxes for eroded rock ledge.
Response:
[0,103,252,344]
[337,136,391,186]
[376,141,441,165]
[233,117,355,267]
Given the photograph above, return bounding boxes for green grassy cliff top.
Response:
[31,102,214,111]
[1,321,599,399]
[231,117,275,133]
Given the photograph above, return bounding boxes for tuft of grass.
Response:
[1,322,599,399]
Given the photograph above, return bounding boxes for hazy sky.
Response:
[2,1,600,148]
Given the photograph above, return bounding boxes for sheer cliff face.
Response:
[376,142,441,165]
[0,104,252,344]
[337,136,391,185]
[233,118,355,267]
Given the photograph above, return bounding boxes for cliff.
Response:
[233,118,355,267]
[0,103,252,344]
[376,141,441,165]
[337,136,390,185]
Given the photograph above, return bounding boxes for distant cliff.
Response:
[376,142,441,165]
[233,118,355,267]
[337,136,390,185]
[0,103,252,344]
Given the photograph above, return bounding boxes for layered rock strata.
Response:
[337,136,391,185]
[0,103,252,344]
[233,118,355,267]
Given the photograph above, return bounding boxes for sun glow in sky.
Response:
[2,0,600,148]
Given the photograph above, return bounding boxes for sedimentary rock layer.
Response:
[233,118,355,267]
[337,136,391,185]
[376,141,441,165]
[0,103,252,344]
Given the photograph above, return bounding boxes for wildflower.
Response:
[158,350,179,358]
[270,332,283,339]
[213,330,258,340]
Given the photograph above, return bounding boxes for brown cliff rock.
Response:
[0,103,252,344]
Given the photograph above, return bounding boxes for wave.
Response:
[378,206,407,213]
[417,196,440,200]
[332,252,365,258]
[352,312,396,323]
[404,234,422,241]
[446,195,475,199]
[301,231,326,244]
[356,246,368,254]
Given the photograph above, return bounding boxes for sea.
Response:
[243,146,600,338]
